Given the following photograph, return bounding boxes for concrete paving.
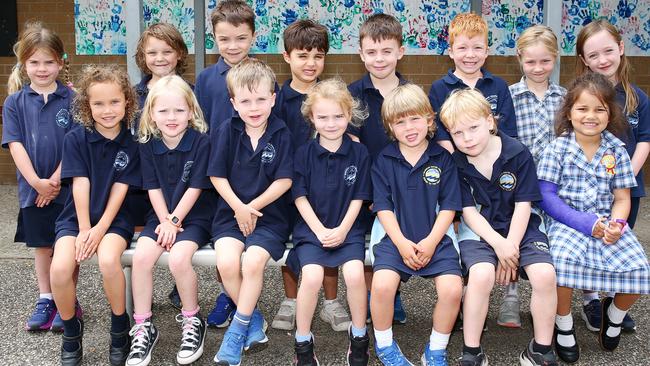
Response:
[0,185,648,365]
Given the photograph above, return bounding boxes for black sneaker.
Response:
[294,337,319,366]
[109,328,131,365]
[176,314,207,364]
[458,349,488,366]
[168,285,182,310]
[61,318,84,366]
[580,299,601,332]
[622,312,636,332]
[553,324,579,363]
[519,339,558,366]
[126,321,159,366]
[599,297,622,351]
[347,326,369,366]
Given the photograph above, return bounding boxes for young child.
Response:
[49,64,140,366]
[1,22,74,332]
[126,75,214,366]
[428,12,517,150]
[371,84,463,366]
[133,22,191,310]
[574,19,650,332]
[538,72,649,363]
[348,12,408,325]
[499,25,566,329]
[210,58,293,366]
[271,19,347,333]
[292,78,370,365]
[194,0,256,327]
[439,89,558,366]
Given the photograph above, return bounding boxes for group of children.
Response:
[2,1,649,366]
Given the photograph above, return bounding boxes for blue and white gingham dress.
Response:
[509,77,566,164]
[537,131,650,294]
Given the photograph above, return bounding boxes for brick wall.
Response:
[1,0,649,183]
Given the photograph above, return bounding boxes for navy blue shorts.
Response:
[140,219,211,246]
[460,237,553,280]
[15,203,63,247]
[296,241,365,268]
[125,190,151,227]
[55,226,133,245]
[213,226,288,262]
[372,235,462,282]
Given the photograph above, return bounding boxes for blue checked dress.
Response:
[537,131,650,294]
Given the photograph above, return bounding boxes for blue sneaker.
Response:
[375,341,414,366]
[244,309,268,351]
[26,298,57,330]
[580,299,602,332]
[421,345,447,366]
[214,326,246,366]
[52,300,83,332]
[207,293,236,328]
[393,292,406,324]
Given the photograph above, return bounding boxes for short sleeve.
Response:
[371,157,394,212]
[206,124,231,178]
[352,146,372,201]
[513,149,542,202]
[429,83,451,141]
[116,142,141,188]
[188,134,213,189]
[139,143,160,190]
[437,152,462,211]
[460,177,477,208]
[272,130,294,180]
[634,88,650,143]
[496,83,518,138]
[1,96,23,148]
[536,142,562,184]
[612,148,638,190]
[291,146,309,200]
[60,131,89,181]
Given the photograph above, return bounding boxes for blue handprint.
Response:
[110,15,123,33]
[143,5,152,22]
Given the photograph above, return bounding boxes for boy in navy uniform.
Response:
[271,19,349,332]
[210,59,293,366]
[429,13,517,150]
[439,89,558,366]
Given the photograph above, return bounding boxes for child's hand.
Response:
[602,221,623,245]
[592,217,607,238]
[234,203,262,237]
[321,226,349,248]
[397,240,422,271]
[494,237,519,270]
[495,262,517,286]
[74,228,90,262]
[155,221,184,250]
[33,178,60,201]
[76,224,107,262]
[34,194,51,208]
[415,239,436,268]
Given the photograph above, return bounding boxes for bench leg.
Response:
[123,266,133,322]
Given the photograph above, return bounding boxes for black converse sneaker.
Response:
[347,326,369,366]
[176,314,207,365]
[294,337,318,366]
[126,321,159,366]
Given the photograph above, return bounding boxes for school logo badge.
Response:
[55,109,70,128]
[423,166,441,185]
[114,151,129,171]
[181,161,194,182]
[532,241,550,253]
[498,172,516,191]
[485,94,498,113]
[628,110,639,127]
[261,143,276,164]
[601,153,616,175]
[343,165,358,186]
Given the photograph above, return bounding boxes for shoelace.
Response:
[379,346,404,366]
[177,315,201,350]
[128,322,152,358]
[33,300,52,314]
[427,351,447,365]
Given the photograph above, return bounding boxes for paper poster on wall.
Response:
[482,0,544,55]
[74,0,127,55]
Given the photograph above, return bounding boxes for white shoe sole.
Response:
[319,311,350,332]
[177,323,206,364]
[126,330,159,366]
[580,308,600,332]
[244,320,269,351]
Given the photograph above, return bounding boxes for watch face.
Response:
[171,216,179,224]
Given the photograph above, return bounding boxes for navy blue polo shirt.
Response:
[207,114,294,238]
[55,124,141,233]
[273,79,314,148]
[135,74,195,111]
[348,73,409,161]
[195,57,234,132]
[292,135,371,245]
[616,83,650,198]
[371,141,462,242]
[429,68,517,141]
[1,81,74,208]
[140,128,216,225]
[453,132,541,234]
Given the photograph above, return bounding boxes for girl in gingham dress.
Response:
[537,73,649,363]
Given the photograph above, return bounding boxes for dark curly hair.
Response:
[555,72,627,138]
[72,64,138,130]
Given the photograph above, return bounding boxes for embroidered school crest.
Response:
[423,166,441,185]
[55,109,70,128]
[498,172,516,191]
[601,153,616,175]
[261,143,276,164]
[532,241,550,253]
[485,95,498,113]
[343,165,358,186]
[114,151,129,171]
[181,161,194,182]
[628,110,639,127]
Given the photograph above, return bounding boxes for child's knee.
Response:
[468,265,495,292]
[98,255,123,277]
[217,258,240,278]
[241,256,266,278]
[132,250,155,271]
[50,262,74,285]
[168,254,193,276]
[528,263,557,292]
[437,279,463,304]
[300,269,324,290]
[371,278,398,299]
[343,268,365,288]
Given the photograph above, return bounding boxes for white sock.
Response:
[582,291,599,305]
[606,291,616,298]
[429,329,450,351]
[374,327,393,349]
[39,293,53,300]
[284,297,297,305]
[323,299,336,306]
[606,302,626,338]
[555,314,576,347]
[504,282,518,297]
